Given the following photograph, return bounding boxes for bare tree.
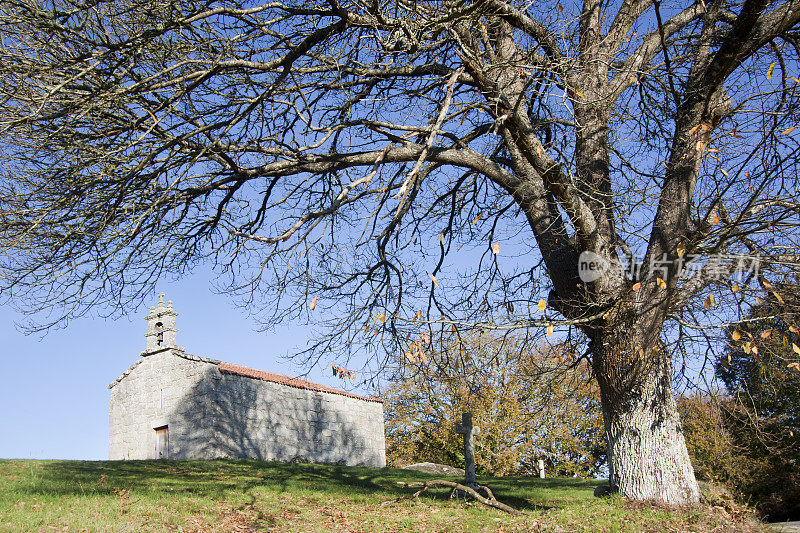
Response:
[2,0,800,504]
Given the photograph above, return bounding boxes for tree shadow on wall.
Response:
[169,367,378,466]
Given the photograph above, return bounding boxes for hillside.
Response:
[0,459,760,532]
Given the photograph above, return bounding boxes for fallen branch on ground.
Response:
[383,479,523,516]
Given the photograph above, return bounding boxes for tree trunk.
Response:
[592,310,700,505]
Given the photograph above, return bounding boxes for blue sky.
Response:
[0,268,348,460]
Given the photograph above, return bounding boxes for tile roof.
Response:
[110,349,382,403]
[217,362,382,403]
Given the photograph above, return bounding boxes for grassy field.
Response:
[0,459,761,532]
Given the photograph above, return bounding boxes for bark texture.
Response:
[592,306,700,504]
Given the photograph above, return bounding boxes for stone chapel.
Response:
[108,295,386,466]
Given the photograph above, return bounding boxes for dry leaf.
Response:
[546,323,554,337]
[492,242,500,255]
[793,343,800,355]
[783,126,796,135]
[788,362,800,371]
[677,243,685,257]
[703,294,716,309]
[657,277,667,289]
[696,140,705,152]
[538,299,547,311]
[720,169,729,177]
[762,280,774,290]
[767,62,776,80]
[689,124,701,135]
[309,296,317,311]
[429,273,439,288]
[472,214,481,224]
[711,213,720,225]
[414,310,422,321]
[732,330,741,341]
[761,329,773,339]
[379,313,386,324]
[731,283,739,292]
[773,291,785,304]
[789,325,799,333]
[744,342,752,354]
[632,282,642,292]
[438,233,445,244]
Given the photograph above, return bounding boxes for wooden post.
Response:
[455,412,480,488]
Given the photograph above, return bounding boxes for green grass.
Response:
[0,459,760,532]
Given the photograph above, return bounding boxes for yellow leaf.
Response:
[761,329,773,339]
[492,242,500,255]
[546,323,554,337]
[762,280,774,290]
[538,299,547,311]
[696,140,705,152]
[744,342,752,354]
[438,233,445,244]
[793,343,800,355]
[574,89,584,99]
[632,282,642,292]
[379,313,386,324]
[712,213,720,225]
[731,283,739,292]
[429,273,439,288]
[414,310,422,321]
[677,242,685,257]
[790,325,799,333]
[783,126,796,135]
[703,294,716,309]
[472,214,481,224]
[689,124,701,135]
[657,277,667,289]
[309,296,317,311]
[732,330,741,341]
[788,362,800,371]
[773,291,785,304]
[720,169,728,177]
[767,62,776,80]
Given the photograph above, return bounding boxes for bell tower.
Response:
[144,293,178,352]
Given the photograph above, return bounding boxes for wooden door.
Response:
[155,426,169,459]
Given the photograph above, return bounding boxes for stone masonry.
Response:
[108,296,385,467]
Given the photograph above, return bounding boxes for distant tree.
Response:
[4,0,800,503]
[677,394,741,485]
[713,279,800,520]
[384,334,605,477]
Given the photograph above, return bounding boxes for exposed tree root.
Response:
[382,479,523,516]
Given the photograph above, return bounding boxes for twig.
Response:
[385,480,523,516]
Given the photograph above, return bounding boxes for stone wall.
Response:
[109,350,385,467]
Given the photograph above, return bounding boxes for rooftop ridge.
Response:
[216,361,383,403]
[110,349,382,403]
